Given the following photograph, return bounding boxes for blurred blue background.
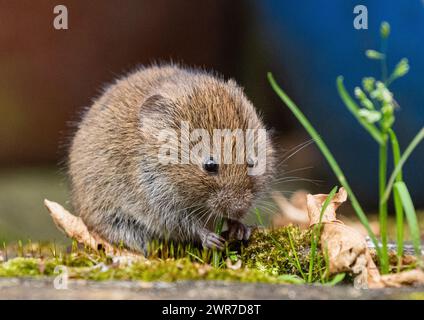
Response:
[251,0,424,205]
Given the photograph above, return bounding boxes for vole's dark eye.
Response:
[203,157,219,174]
[247,157,257,168]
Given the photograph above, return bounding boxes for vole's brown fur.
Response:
[69,64,275,253]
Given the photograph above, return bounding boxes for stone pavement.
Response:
[1,278,423,299]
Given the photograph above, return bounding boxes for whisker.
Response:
[257,199,279,209]
[185,206,205,223]
[203,211,214,228]
[276,139,315,168]
[272,177,322,186]
[253,204,276,218]
[278,166,314,176]
[197,209,210,223]
[255,202,278,214]
[272,175,317,182]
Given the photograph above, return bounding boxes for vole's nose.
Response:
[210,188,253,218]
[232,202,250,213]
[228,198,252,219]
[231,208,248,219]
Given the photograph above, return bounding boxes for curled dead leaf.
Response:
[272,190,380,236]
[306,188,347,226]
[272,189,380,237]
[306,187,424,289]
[374,269,424,288]
[306,188,380,287]
[44,199,144,259]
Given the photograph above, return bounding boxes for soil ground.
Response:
[1,278,424,299]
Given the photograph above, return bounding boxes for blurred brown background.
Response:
[0,0,269,166]
[0,0,304,241]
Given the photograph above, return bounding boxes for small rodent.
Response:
[69,64,275,253]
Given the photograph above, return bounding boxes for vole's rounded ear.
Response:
[139,94,174,128]
[140,94,169,116]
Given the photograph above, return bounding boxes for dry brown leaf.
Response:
[44,199,143,259]
[373,269,424,288]
[272,189,380,236]
[306,188,380,288]
[272,191,309,229]
[339,215,380,237]
[306,188,424,289]
[306,188,347,226]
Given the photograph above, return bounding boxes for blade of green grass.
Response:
[267,232,304,279]
[286,228,306,280]
[277,274,305,285]
[2,242,8,261]
[323,244,330,282]
[255,208,264,226]
[308,186,338,283]
[187,251,205,264]
[267,72,381,259]
[394,181,422,258]
[388,129,404,271]
[215,218,224,235]
[324,273,346,286]
[317,253,325,283]
[336,76,384,145]
[388,129,404,181]
[382,127,424,203]
[378,135,389,274]
[212,218,225,268]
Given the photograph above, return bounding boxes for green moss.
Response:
[0,258,43,277]
[70,258,293,283]
[0,255,299,284]
[0,226,328,284]
[242,226,325,282]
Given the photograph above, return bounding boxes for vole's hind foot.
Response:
[225,219,252,241]
[200,230,225,250]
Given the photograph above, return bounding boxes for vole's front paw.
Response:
[201,231,225,250]
[226,219,252,241]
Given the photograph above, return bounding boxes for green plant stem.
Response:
[287,229,306,280]
[394,182,422,259]
[388,129,404,271]
[255,208,264,226]
[212,218,225,268]
[323,245,330,282]
[268,72,382,259]
[325,273,346,286]
[187,251,205,264]
[378,134,389,274]
[382,127,424,203]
